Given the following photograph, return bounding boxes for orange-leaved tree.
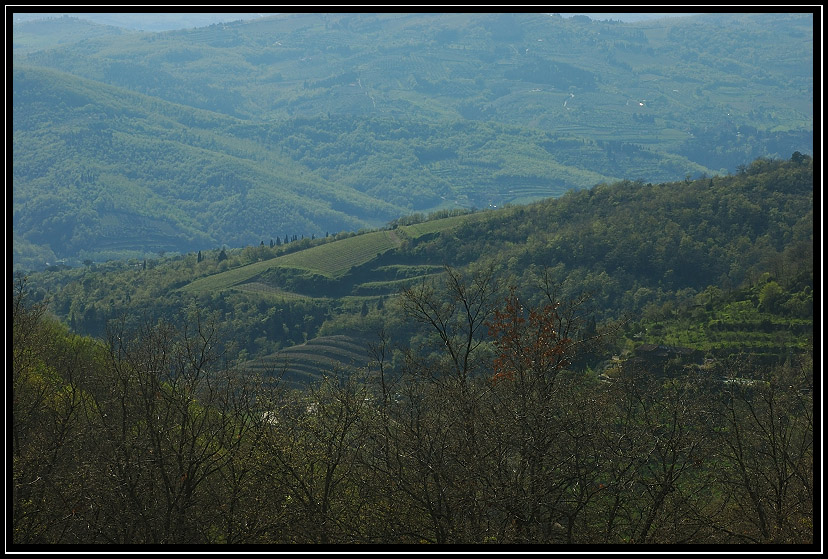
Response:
[487,287,574,387]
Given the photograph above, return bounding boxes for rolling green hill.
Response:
[15,12,812,131]
[11,64,654,270]
[23,155,813,382]
[12,12,813,271]
[180,210,483,297]
[11,14,134,52]
[12,65,404,267]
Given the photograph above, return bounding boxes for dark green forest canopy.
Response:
[12,12,813,270]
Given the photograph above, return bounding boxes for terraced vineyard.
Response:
[635,287,813,363]
[351,264,446,295]
[231,281,311,301]
[399,211,484,237]
[241,334,374,388]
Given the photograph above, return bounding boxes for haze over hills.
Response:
[10,12,696,31]
[11,11,813,270]
[10,12,815,546]
[10,12,278,32]
[560,13,700,22]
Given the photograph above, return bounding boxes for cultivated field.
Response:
[241,334,374,388]
[181,229,405,296]
[181,213,479,297]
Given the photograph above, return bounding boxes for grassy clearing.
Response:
[182,213,478,296]
[182,229,404,295]
[275,230,402,277]
[232,282,313,301]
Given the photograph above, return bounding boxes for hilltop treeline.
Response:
[410,155,813,319]
[26,155,813,368]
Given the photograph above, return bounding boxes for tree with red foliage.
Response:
[487,288,574,386]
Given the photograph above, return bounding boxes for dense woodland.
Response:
[11,267,814,546]
[12,155,814,546]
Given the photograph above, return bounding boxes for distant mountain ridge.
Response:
[12,12,813,270]
[11,12,277,33]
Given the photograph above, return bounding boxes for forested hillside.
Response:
[10,11,815,545]
[12,156,814,545]
[24,155,813,374]
[12,12,813,270]
[12,65,399,266]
